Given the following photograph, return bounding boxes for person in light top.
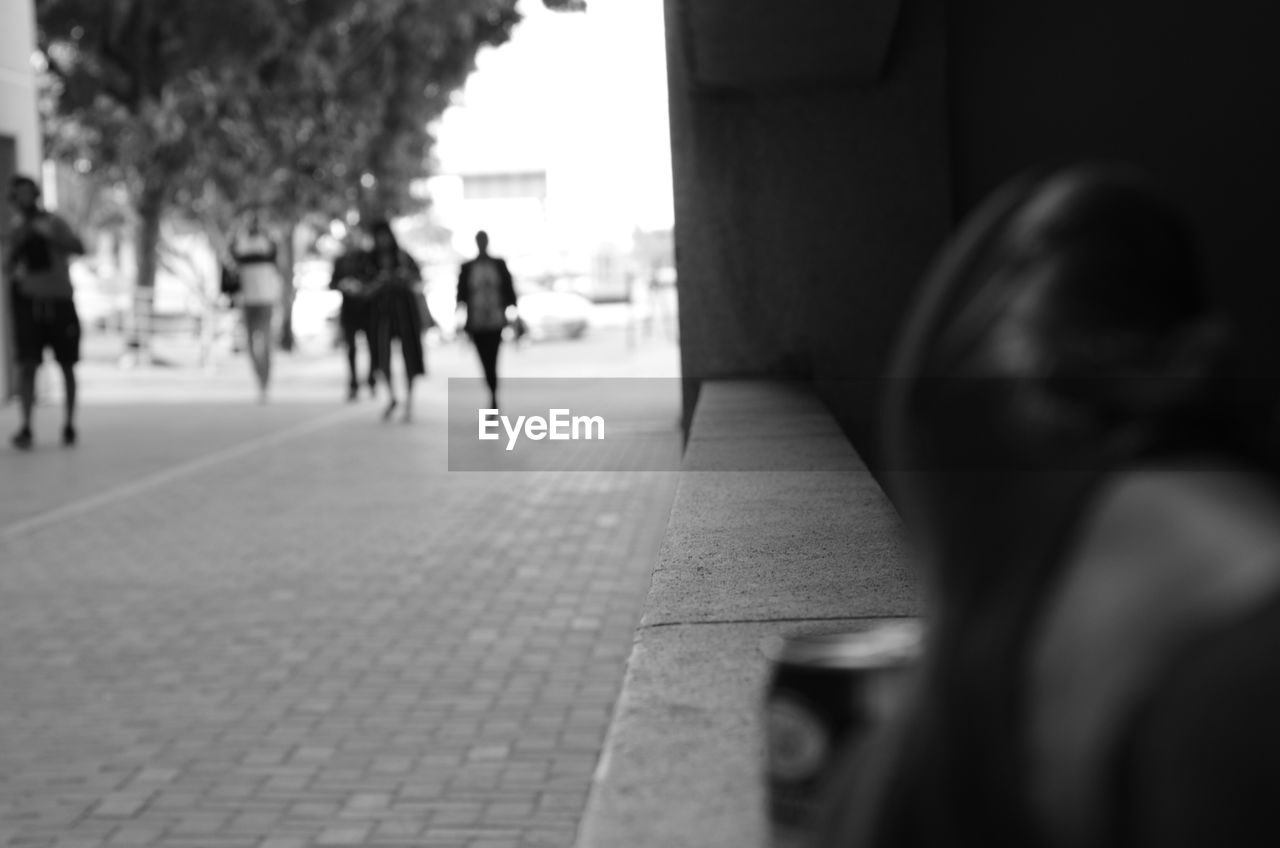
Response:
[230,211,283,402]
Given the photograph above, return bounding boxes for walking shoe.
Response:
[62,424,77,447]
[11,427,32,450]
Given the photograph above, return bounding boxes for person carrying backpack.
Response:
[457,230,518,410]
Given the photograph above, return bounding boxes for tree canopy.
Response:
[36,0,523,289]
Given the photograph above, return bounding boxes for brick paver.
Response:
[0,332,679,848]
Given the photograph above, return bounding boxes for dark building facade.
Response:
[666,0,1280,463]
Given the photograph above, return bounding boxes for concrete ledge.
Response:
[576,380,921,848]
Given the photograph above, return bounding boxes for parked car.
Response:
[515,284,591,341]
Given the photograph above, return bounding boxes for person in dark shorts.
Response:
[457,230,517,410]
[365,219,426,422]
[5,175,86,450]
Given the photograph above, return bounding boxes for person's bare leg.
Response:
[249,330,264,399]
[12,363,37,448]
[474,332,501,411]
[260,328,272,396]
[364,331,377,396]
[381,367,398,421]
[246,314,260,395]
[59,362,77,445]
[18,364,36,428]
[401,375,414,423]
[344,322,359,400]
[248,315,270,402]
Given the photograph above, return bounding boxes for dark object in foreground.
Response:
[821,164,1280,847]
[763,623,922,847]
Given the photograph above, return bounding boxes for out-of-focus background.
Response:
[2,0,677,385]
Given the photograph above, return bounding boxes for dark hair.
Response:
[861,164,1250,846]
[886,164,1232,480]
[368,219,400,249]
[7,175,39,199]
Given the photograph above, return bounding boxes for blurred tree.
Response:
[35,0,520,352]
[201,0,522,347]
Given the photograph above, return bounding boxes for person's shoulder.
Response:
[1118,589,1280,845]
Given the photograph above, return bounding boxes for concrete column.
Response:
[664,0,951,456]
[0,0,43,400]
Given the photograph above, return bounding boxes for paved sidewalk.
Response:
[0,331,681,848]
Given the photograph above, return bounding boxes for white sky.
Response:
[432,0,674,239]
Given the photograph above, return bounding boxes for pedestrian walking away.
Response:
[4,174,86,450]
[330,228,376,401]
[230,211,283,403]
[365,219,426,422]
[457,230,518,410]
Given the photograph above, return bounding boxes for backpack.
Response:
[467,259,507,331]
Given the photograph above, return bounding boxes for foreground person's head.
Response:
[7,175,40,215]
[883,164,1231,603]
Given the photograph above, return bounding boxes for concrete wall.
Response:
[665,0,950,452]
[948,1,1280,383]
[0,0,42,398]
[667,1,1280,461]
[575,381,918,848]
[0,0,40,171]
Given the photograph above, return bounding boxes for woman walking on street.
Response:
[230,211,283,403]
[330,229,376,401]
[365,219,426,422]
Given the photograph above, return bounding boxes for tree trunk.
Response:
[278,220,297,351]
[129,186,164,363]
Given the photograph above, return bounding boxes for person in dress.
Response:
[230,211,284,402]
[365,219,426,422]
